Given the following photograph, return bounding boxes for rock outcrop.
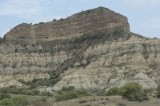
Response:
[4,7,130,44]
[0,7,159,90]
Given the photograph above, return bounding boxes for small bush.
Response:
[0,93,11,100]
[106,87,120,96]
[41,91,53,96]
[117,103,126,106]
[12,97,29,106]
[96,91,106,96]
[79,100,87,104]
[106,82,148,101]
[0,97,29,106]
[19,79,52,89]
[40,97,47,102]
[0,86,52,96]
[61,86,75,91]
[55,91,78,101]
[157,85,160,98]
[31,98,51,106]
[120,82,143,101]
[55,86,89,102]
[0,98,14,106]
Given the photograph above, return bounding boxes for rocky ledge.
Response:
[0,7,159,91]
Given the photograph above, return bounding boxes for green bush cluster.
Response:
[157,85,160,98]
[61,86,75,91]
[31,98,51,106]
[0,97,29,106]
[55,86,89,102]
[19,79,52,89]
[0,93,11,100]
[106,82,148,101]
[0,86,52,96]
[0,96,52,106]
[106,87,120,96]
[0,86,40,96]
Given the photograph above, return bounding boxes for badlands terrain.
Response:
[0,7,160,106]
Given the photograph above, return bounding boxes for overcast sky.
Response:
[0,0,160,38]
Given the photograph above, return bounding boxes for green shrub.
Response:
[61,86,75,91]
[106,87,120,96]
[120,82,143,101]
[143,88,154,96]
[31,98,51,106]
[0,97,29,106]
[0,98,14,106]
[0,86,44,96]
[106,82,148,101]
[75,90,89,97]
[12,97,29,106]
[19,79,52,89]
[0,93,11,100]
[117,103,126,106]
[55,86,89,102]
[41,91,53,96]
[55,91,78,102]
[157,85,160,98]
[0,86,53,97]
[96,91,106,96]
[40,97,47,102]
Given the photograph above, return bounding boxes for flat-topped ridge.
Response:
[4,7,130,44]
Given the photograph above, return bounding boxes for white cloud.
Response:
[124,0,160,10]
[0,0,62,22]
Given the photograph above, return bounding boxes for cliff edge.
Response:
[4,7,130,44]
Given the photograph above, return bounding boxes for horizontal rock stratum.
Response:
[4,7,130,44]
[0,7,159,91]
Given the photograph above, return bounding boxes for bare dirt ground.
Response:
[52,96,160,106]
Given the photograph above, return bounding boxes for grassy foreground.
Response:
[0,83,160,106]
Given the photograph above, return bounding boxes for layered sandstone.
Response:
[4,7,130,44]
[0,7,159,91]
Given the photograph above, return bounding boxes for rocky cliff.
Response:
[0,7,159,91]
[4,7,129,44]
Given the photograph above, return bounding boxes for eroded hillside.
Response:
[0,7,159,91]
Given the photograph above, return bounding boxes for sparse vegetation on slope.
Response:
[0,86,52,96]
[0,97,29,106]
[55,86,89,102]
[106,82,148,101]
[157,85,160,98]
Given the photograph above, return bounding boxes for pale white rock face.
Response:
[133,73,157,89]
[1,7,160,91]
[53,67,111,90]
[105,73,157,91]
[0,34,159,90]
[0,80,23,88]
[53,36,160,90]
[0,46,71,87]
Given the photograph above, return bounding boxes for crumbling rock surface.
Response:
[0,7,159,90]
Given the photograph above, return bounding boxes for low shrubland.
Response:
[55,86,89,102]
[157,85,160,98]
[19,79,52,89]
[0,86,52,96]
[0,83,160,105]
[105,82,149,101]
[0,97,29,106]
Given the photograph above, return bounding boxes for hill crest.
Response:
[4,7,130,44]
